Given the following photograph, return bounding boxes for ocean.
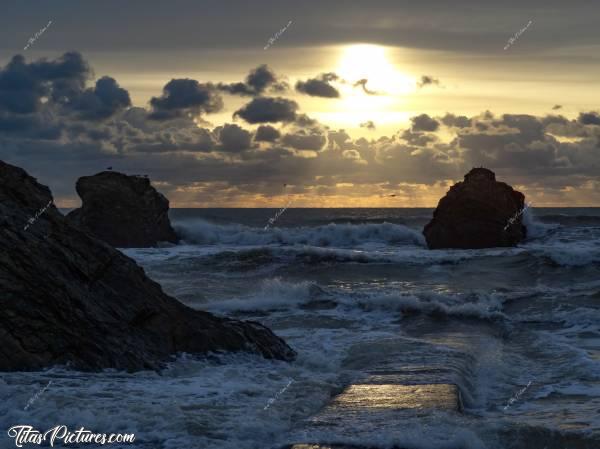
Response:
[2,208,600,449]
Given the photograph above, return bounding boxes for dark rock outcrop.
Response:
[0,161,295,372]
[423,168,526,249]
[67,171,178,248]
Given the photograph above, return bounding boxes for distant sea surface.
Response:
[3,208,600,449]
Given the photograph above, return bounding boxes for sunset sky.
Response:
[1,0,599,207]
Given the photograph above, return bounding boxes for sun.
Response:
[336,44,414,96]
[312,43,414,128]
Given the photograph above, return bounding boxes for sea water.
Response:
[2,208,599,449]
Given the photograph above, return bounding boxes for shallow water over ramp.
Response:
[329,382,462,411]
[278,334,469,449]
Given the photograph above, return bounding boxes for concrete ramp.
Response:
[329,382,462,412]
[278,336,468,449]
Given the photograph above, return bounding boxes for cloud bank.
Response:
[1,52,599,206]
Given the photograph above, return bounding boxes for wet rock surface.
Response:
[0,161,295,372]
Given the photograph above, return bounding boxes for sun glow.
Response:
[315,44,415,128]
[337,44,414,96]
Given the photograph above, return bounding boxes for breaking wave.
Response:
[175,220,426,247]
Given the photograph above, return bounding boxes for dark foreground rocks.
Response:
[0,161,295,371]
[67,171,178,248]
[423,168,527,249]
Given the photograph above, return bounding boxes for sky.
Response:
[1,0,599,207]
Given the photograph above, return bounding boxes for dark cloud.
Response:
[1,51,599,206]
[216,123,253,152]
[233,97,298,124]
[149,79,223,120]
[0,52,131,145]
[218,65,287,96]
[326,130,353,151]
[400,129,438,146]
[541,114,593,138]
[30,52,91,107]
[552,105,563,110]
[578,111,600,125]
[0,52,91,115]
[497,114,544,141]
[127,126,216,154]
[417,75,440,88]
[411,114,440,132]
[110,107,219,154]
[282,130,326,150]
[254,125,280,142]
[440,113,471,128]
[67,76,131,120]
[0,112,63,139]
[295,113,320,127]
[448,114,587,176]
[5,106,600,205]
[66,123,113,141]
[295,73,340,98]
[0,56,45,115]
[360,120,376,130]
[353,79,378,95]
[541,114,569,127]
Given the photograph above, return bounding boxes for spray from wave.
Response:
[522,207,557,240]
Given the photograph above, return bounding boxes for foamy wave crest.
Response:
[209,278,316,312]
[526,241,600,267]
[282,245,508,265]
[175,220,426,247]
[348,291,507,321]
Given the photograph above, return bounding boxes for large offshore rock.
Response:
[67,171,178,248]
[0,160,295,372]
[423,168,527,249]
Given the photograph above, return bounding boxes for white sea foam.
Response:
[175,219,426,247]
[340,290,508,323]
[0,354,339,449]
[205,277,508,323]
[210,277,316,312]
[525,240,600,266]
[18,209,598,448]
